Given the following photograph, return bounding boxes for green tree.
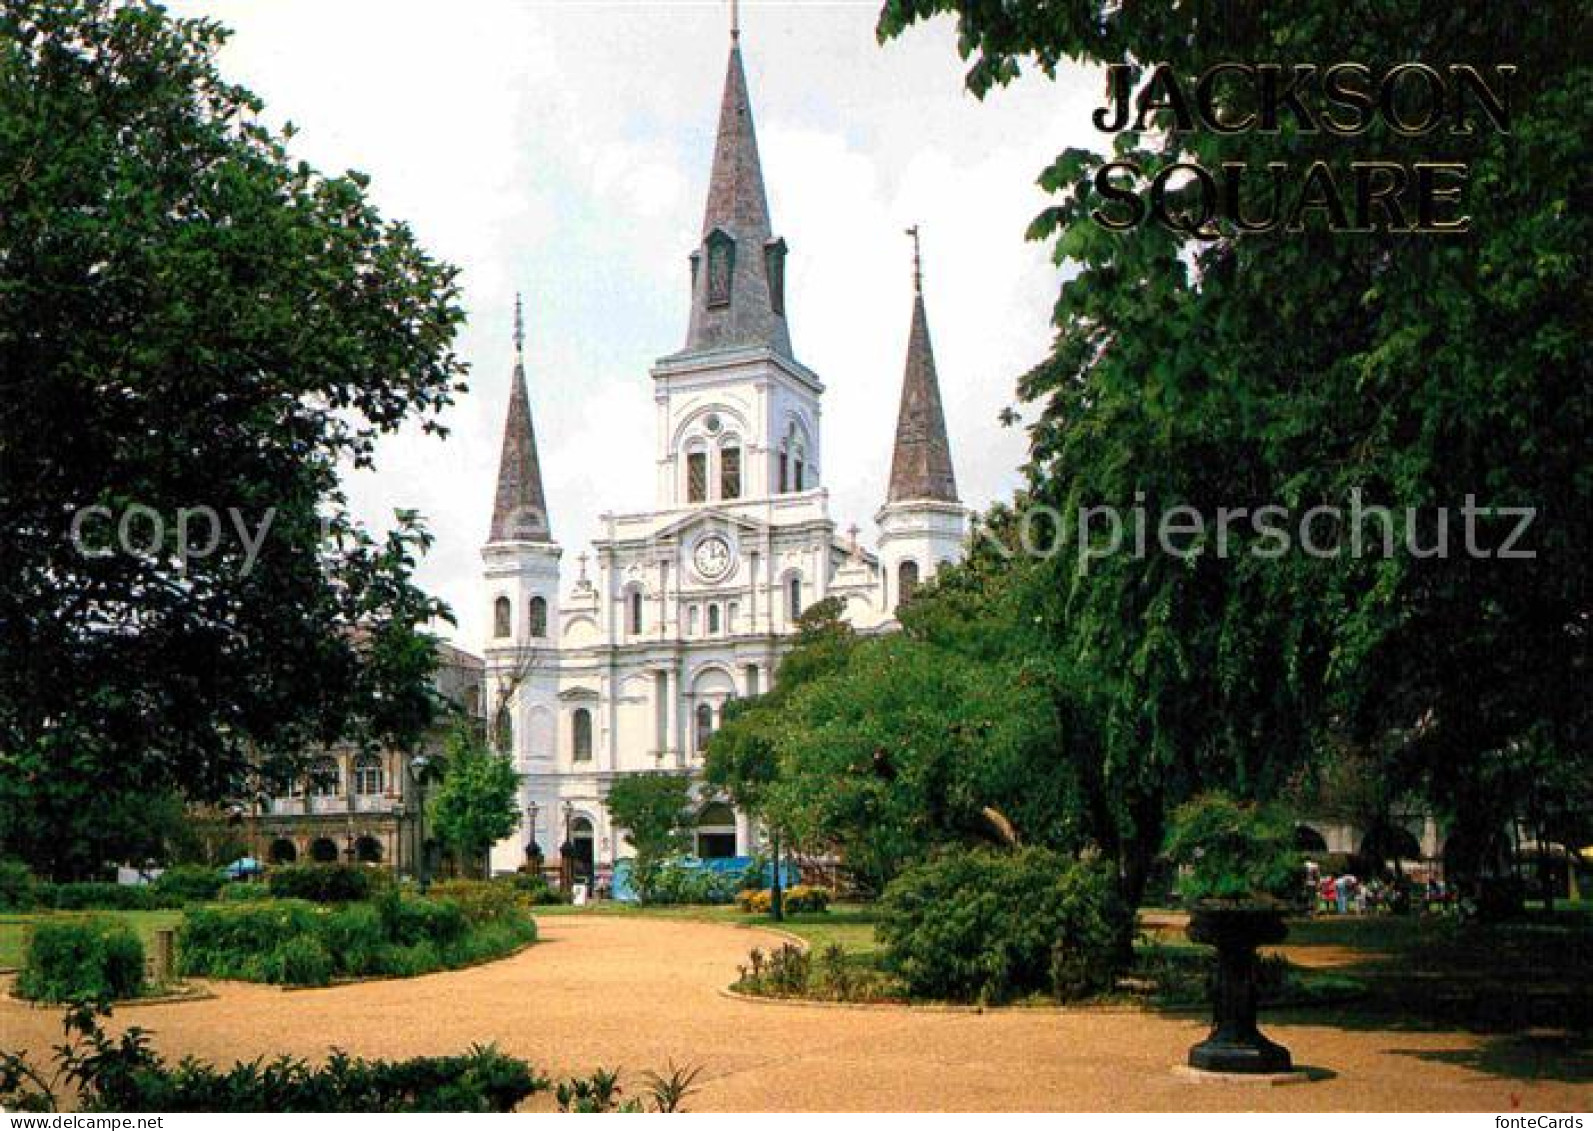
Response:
[428,726,521,878]
[604,772,692,901]
[879,1,1592,894]
[0,1,464,876]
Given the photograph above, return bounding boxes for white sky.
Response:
[169,1,1106,653]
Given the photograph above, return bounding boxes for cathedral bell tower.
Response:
[876,229,967,613]
[482,295,561,874]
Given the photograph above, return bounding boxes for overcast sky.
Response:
[169,1,1105,652]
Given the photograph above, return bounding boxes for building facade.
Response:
[482,28,967,881]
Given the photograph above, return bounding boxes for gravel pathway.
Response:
[2,915,1586,1111]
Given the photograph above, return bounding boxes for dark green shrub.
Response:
[43,882,167,911]
[267,864,372,903]
[177,900,322,980]
[506,873,569,905]
[217,883,273,903]
[320,902,387,975]
[0,1004,548,1112]
[1162,793,1299,903]
[0,860,37,910]
[16,917,146,1003]
[152,865,226,904]
[642,859,738,905]
[376,892,468,949]
[878,846,1132,1004]
[264,935,334,988]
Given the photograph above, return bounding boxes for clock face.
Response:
[693,535,733,581]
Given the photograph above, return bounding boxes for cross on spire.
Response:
[906,224,923,295]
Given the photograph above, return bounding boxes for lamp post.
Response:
[410,754,432,893]
[524,801,541,872]
[559,799,575,892]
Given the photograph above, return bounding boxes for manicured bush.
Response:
[0,860,37,910]
[16,917,146,1003]
[152,865,227,904]
[266,864,372,903]
[177,900,323,982]
[877,846,1132,1004]
[735,885,831,914]
[505,873,569,905]
[42,882,167,911]
[428,880,524,925]
[264,934,334,988]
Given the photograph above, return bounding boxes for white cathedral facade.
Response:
[482,29,967,881]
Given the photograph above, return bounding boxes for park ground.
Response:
[1,905,1588,1111]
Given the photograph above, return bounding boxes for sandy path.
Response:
[2,915,1586,1111]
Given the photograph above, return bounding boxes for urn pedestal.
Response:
[1186,902,1293,1074]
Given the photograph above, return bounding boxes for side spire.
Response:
[489,293,552,543]
[681,22,792,357]
[887,230,959,505]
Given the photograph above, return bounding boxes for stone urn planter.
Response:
[1185,899,1292,1074]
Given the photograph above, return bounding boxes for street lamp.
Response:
[410,753,432,893]
[524,801,541,871]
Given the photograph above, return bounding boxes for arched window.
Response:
[777,448,789,493]
[309,756,341,797]
[686,448,708,503]
[310,837,339,863]
[897,559,920,604]
[628,589,645,636]
[493,595,511,638]
[572,708,593,762]
[353,755,384,797]
[354,835,383,863]
[707,604,721,635]
[269,838,297,864]
[792,445,806,491]
[528,595,548,638]
[787,575,803,622]
[696,802,738,859]
[719,443,741,500]
[695,703,715,752]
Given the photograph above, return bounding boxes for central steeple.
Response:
[682,24,792,358]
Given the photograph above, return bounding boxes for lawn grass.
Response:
[534,900,882,956]
[0,909,184,969]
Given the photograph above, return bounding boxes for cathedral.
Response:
[481,26,967,882]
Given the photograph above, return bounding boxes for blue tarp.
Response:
[221,857,263,877]
[610,856,800,904]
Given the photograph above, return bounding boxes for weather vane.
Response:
[730,0,740,40]
[906,224,922,294]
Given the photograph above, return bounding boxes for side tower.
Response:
[876,231,966,612]
[482,296,561,874]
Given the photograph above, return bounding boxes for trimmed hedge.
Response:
[877,847,1132,1004]
[177,892,536,987]
[151,865,227,904]
[266,864,372,903]
[16,917,147,1003]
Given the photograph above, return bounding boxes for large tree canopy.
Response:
[879,0,1591,879]
[0,1,464,875]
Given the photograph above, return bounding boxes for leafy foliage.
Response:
[876,0,1592,887]
[427,725,522,878]
[0,0,462,877]
[16,917,146,1003]
[1163,794,1300,903]
[150,866,227,905]
[877,847,1131,1003]
[267,863,373,904]
[604,773,693,901]
[0,1004,547,1112]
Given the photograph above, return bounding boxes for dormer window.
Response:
[764,238,787,316]
[705,228,735,308]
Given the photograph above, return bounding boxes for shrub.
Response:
[735,885,831,914]
[264,934,334,988]
[42,882,166,911]
[320,902,387,975]
[177,900,323,981]
[16,917,146,1003]
[1162,793,1300,903]
[0,860,37,910]
[0,1004,549,1112]
[504,873,569,905]
[877,846,1132,1004]
[267,864,372,903]
[428,880,523,926]
[642,858,738,905]
[217,883,273,903]
[152,865,226,904]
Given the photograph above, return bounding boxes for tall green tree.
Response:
[428,725,521,878]
[879,0,1591,890]
[0,1,464,875]
[604,772,693,900]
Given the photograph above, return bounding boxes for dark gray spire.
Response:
[887,239,959,505]
[488,294,552,543]
[682,33,792,357]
